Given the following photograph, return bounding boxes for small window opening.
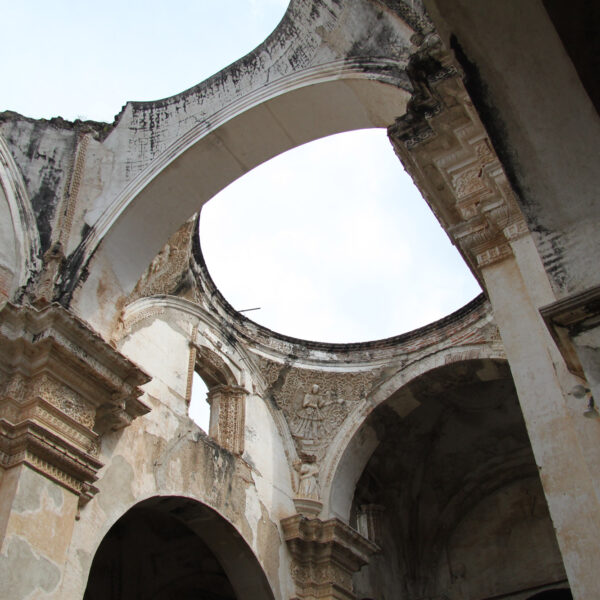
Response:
[189,371,210,433]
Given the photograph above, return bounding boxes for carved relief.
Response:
[128,219,195,302]
[31,373,96,429]
[257,357,378,462]
[388,39,530,274]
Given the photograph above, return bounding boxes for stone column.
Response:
[0,302,149,598]
[388,36,600,600]
[281,514,378,600]
[207,384,247,455]
[356,504,385,547]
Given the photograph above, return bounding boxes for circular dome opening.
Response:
[200,129,481,343]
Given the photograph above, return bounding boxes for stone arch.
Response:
[195,343,238,389]
[0,135,40,300]
[323,345,507,521]
[78,72,411,314]
[83,495,275,600]
[342,356,565,599]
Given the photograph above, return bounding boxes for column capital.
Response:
[281,514,378,600]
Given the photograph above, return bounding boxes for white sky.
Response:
[3,0,480,429]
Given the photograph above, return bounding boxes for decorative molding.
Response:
[0,302,150,507]
[185,344,197,407]
[388,41,530,279]
[59,133,90,248]
[281,514,378,600]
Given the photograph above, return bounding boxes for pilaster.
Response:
[0,302,150,592]
[207,384,247,455]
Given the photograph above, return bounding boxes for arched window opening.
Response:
[189,370,210,432]
[200,129,481,343]
[187,345,246,456]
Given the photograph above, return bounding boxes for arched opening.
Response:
[332,359,568,600]
[73,73,413,329]
[200,128,480,342]
[84,496,274,600]
[186,344,246,455]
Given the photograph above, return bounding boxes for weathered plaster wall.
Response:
[0,185,18,300]
[0,115,82,256]
[53,304,297,599]
[435,477,566,599]
[0,466,78,599]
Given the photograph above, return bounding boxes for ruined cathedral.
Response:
[0,1,598,599]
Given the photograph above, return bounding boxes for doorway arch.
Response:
[83,496,275,600]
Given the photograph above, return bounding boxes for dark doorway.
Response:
[84,505,236,600]
[84,497,274,600]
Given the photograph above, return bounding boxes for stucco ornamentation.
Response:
[388,41,530,274]
[0,302,150,507]
[207,384,247,456]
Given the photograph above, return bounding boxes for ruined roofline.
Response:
[191,214,488,354]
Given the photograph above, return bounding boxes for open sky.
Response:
[3,0,480,428]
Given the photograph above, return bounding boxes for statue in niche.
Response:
[294,455,320,500]
[294,383,344,440]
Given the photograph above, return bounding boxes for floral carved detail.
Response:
[129,219,195,302]
[32,374,95,429]
[207,384,247,456]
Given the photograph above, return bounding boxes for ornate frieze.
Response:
[388,36,529,278]
[281,514,379,600]
[0,302,150,507]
